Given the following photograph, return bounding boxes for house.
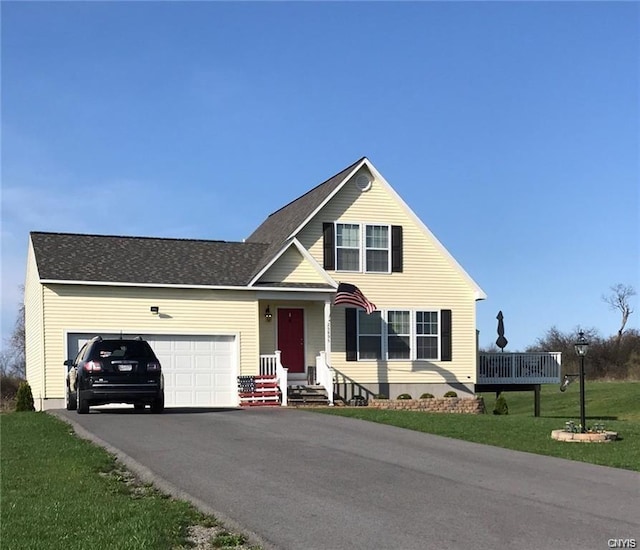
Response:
[25,156,498,410]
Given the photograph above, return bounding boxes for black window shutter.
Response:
[441,309,452,362]
[323,223,335,270]
[345,308,357,361]
[391,225,403,272]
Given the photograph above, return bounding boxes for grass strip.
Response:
[1,412,214,550]
[314,381,640,471]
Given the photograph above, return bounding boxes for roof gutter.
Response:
[39,279,335,293]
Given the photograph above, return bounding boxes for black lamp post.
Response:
[574,331,589,433]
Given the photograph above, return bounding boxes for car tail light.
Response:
[84,360,102,373]
[146,361,161,372]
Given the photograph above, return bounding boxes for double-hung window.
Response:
[336,223,360,271]
[358,311,382,359]
[416,311,439,360]
[387,310,410,359]
[365,225,390,272]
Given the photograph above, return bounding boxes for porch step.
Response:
[287,384,329,407]
[238,375,281,407]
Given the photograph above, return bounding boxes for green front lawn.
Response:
[314,381,640,471]
[1,412,257,550]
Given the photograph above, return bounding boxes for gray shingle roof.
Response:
[245,157,365,276]
[31,232,269,286]
[31,158,365,288]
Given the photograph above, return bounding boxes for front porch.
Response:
[252,351,334,407]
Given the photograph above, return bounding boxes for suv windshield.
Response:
[89,340,155,360]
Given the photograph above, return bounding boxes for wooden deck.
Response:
[478,352,562,385]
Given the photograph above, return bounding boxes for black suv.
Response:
[65,336,164,414]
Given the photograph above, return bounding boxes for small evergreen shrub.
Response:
[420,393,435,399]
[443,391,458,398]
[396,393,412,400]
[0,375,22,411]
[373,393,388,399]
[350,395,367,406]
[493,395,509,415]
[15,382,35,412]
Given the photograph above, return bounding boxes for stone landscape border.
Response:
[368,396,485,414]
[551,429,618,443]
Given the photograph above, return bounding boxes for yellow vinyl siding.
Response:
[40,285,258,399]
[24,240,45,403]
[258,247,326,284]
[298,174,479,384]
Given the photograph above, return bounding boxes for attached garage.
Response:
[67,333,239,408]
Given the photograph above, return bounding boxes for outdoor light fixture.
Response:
[150,306,159,315]
[264,306,272,322]
[574,330,590,433]
[574,331,589,357]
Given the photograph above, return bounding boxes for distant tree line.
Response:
[526,326,640,381]
[1,299,25,379]
[484,284,639,380]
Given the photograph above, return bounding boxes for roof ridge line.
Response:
[29,231,256,245]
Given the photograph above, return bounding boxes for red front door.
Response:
[277,308,305,373]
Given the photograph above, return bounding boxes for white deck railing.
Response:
[316,351,334,406]
[259,351,288,406]
[478,352,562,384]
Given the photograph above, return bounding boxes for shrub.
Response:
[396,393,412,400]
[419,393,434,399]
[15,381,35,412]
[373,393,388,400]
[0,375,23,411]
[443,391,458,398]
[493,395,509,415]
[349,395,367,406]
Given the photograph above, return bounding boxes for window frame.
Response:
[364,224,391,273]
[335,223,361,272]
[415,310,440,360]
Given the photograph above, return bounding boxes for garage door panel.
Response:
[175,373,194,387]
[67,333,237,408]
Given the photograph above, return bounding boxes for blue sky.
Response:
[2,1,638,352]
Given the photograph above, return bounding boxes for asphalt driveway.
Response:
[53,407,639,550]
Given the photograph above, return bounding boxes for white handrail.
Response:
[316,351,334,406]
[275,351,288,407]
[259,351,288,406]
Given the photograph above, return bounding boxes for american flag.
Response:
[237,376,256,392]
[334,283,376,314]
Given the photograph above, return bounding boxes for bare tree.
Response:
[602,283,636,342]
[1,289,26,378]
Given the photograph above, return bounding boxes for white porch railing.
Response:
[316,351,334,406]
[478,352,562,384]
[259,351,288,406]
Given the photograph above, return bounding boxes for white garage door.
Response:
[67,333,238,408]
